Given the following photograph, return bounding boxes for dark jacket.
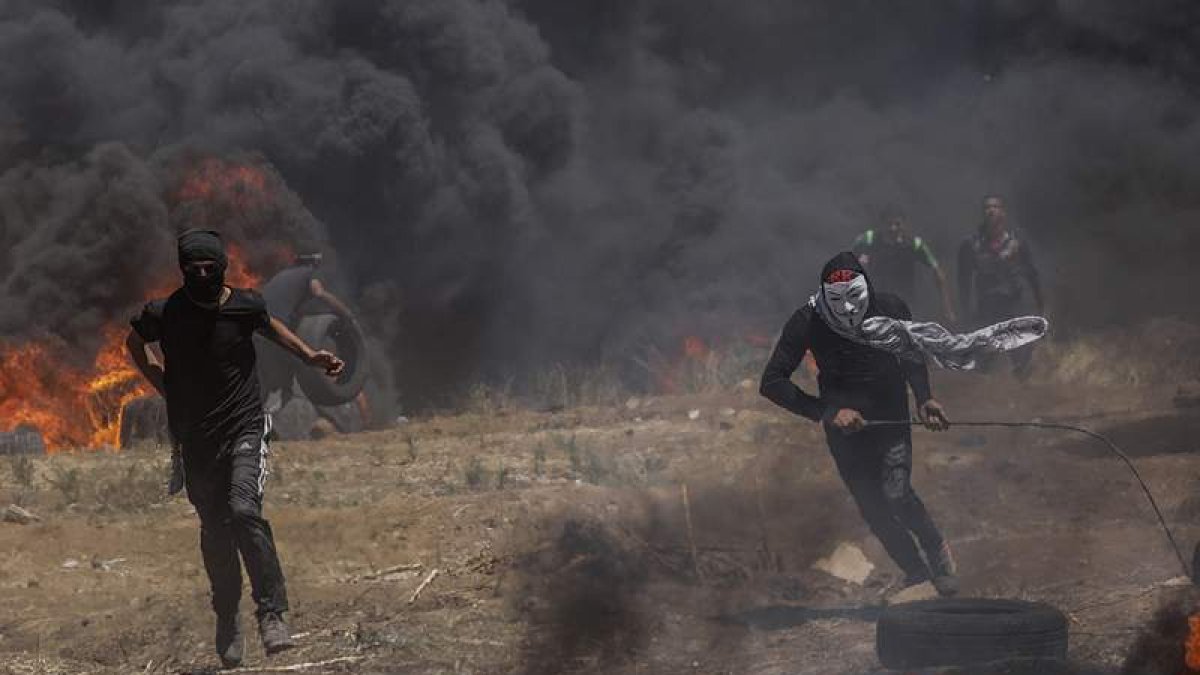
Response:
[760,251,932,423]
[957,228,1043,317]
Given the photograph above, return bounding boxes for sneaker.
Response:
[885,580,938,605]
[215,614,244,669]
[929,541,960,597]
[259,612,295,655]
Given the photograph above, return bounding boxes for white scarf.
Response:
[809,292,1049,370]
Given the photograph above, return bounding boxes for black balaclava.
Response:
[177,229,228,304]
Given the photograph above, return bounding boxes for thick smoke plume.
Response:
[1,1,1199,403]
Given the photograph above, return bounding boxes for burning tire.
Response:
[293,313,368,407]
[0,427,45,455]
[876,598,1068,670]
[118,396,169,449]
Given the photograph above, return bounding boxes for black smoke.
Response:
[2,1,1199,403]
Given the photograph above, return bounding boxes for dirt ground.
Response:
[2,323,1200,674]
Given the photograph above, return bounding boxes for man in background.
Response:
[852,209,956,324]
[957,195,1045,380]
[259,251,371,428]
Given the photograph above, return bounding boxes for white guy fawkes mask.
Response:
[822,274,870,330]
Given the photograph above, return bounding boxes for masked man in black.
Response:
[126,230,344,668]
[760,251,957,600]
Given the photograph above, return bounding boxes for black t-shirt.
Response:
[131,288,271,452]
[759,292,933,423]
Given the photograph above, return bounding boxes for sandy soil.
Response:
[2,327,1200,674]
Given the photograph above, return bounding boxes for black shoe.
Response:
[259,611,295,655]
[215,613,244,669]
[929,542,960,597]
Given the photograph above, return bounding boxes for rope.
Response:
[863,419,1192,580]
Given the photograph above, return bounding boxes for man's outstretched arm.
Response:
[259,315,346,376]
[125,330,166,397]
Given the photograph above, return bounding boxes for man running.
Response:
[760,251,957,601]
[126,230,344,668]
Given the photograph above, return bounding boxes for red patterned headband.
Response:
[824,269,858,283]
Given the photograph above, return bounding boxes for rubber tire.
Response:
[876,598,1068,670]
[0,427,45,455]
[293,314,369,407]
[118,396,169,449]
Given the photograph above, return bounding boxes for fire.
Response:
[176,158,270,209]
[0,327,147,451]
[1186,614,1200,671]
[0,247,262,452]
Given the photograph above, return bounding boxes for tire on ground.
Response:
[0,426,45,455]
[119,396,169,449]
[293,314,369,407]
[876,598,1068,670]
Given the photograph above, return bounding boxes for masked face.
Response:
[823,274,870,330]
[182,260,226,305]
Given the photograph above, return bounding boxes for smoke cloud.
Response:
[1,0,1198,403]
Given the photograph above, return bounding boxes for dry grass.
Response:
[0,325,1197,673]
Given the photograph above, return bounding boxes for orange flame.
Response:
[0,246,261,452]
[0,156,271,452]
[654,336,716,394]
[1186,614,1200,671]
[176,158,270,209]
[0,327,148,451]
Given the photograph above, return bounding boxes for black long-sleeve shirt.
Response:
[759,292,932,423]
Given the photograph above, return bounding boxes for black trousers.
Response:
[183,421,289,618]
[826,424,945,583]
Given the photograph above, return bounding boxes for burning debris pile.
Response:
[0,151,321,451]
[1121,590,1200,675]
[2,1,1200,405]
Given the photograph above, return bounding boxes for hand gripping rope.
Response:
[863,419,1192,580]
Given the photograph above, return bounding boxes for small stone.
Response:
[887,581,938,604]
[720,408,736,417]
[2,505,40,525]
[687,409,701,420]
[738,379,755,391]
[310,418,338,439]
[61,559,80,570]
[624,397,641,410]
[812,542,874,585]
